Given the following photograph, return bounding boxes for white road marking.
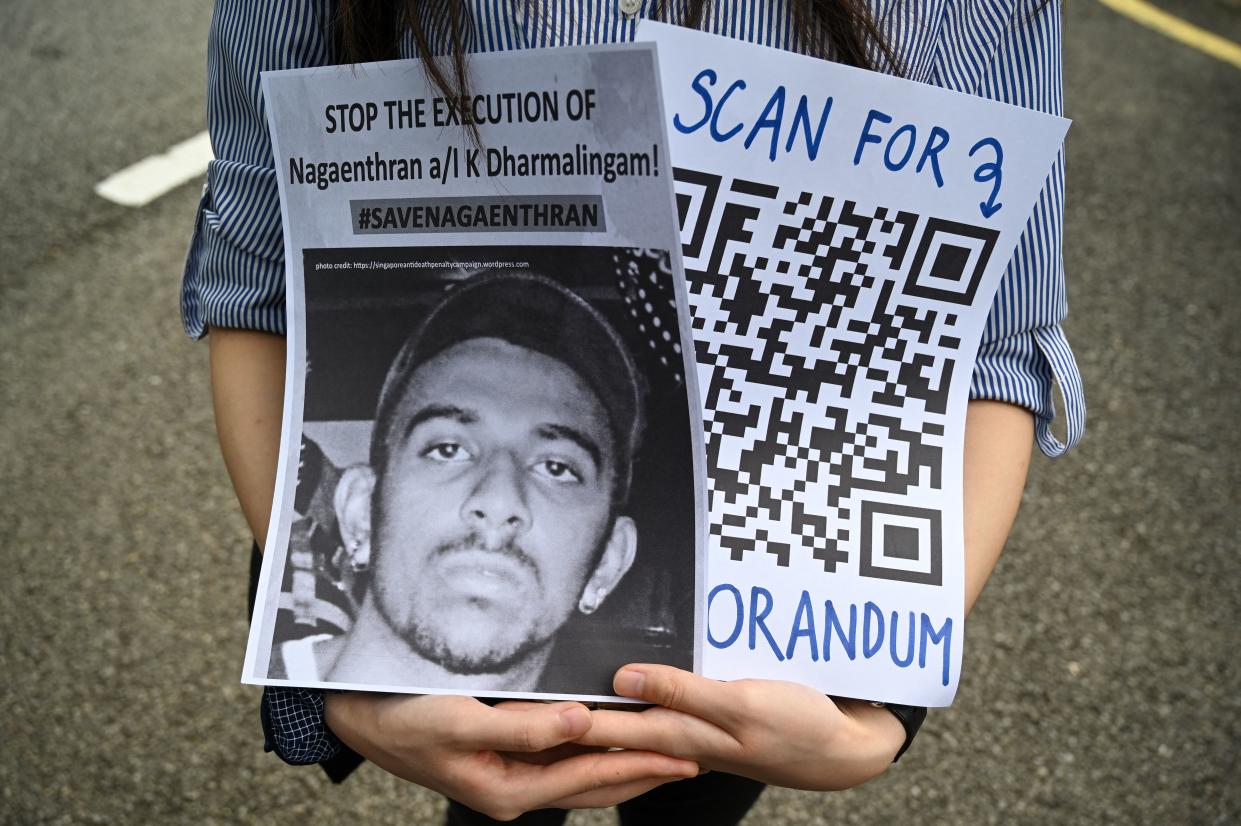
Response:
[94,131,213,207]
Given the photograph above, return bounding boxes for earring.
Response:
[346,536,370,572]
[578,588,603,615]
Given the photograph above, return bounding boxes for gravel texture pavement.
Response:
[0,1,1237,823]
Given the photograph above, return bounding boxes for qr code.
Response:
[674,168,999,587]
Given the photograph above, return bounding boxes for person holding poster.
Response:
[186,0,1084,823]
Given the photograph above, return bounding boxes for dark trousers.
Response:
[445,772,765,826]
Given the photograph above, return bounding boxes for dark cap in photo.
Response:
[370,270,646,499]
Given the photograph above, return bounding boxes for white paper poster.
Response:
[244,32,1068,709]
[639,22,1068,705]
[242,44,707,702]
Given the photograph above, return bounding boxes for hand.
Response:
[324,692,699,820]
[485,701,611,767]
[576,665,906,791]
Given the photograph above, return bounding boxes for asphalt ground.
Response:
[0,1,1237,823]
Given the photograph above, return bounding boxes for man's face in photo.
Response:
[360,336,636,674]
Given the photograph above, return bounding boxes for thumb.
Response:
[461,701,593,753]
[613,664,734,720]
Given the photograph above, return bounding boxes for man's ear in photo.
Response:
[577,516,637,615]
[333,465,376,571]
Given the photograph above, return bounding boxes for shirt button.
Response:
[619,0,642,16]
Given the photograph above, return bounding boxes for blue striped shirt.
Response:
[183,0,1084,456]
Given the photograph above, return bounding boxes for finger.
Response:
[574,707,736,756]
[544,776,683,810]
[454,701,593,753]
[498,748,698,812]
[613,664,742,724]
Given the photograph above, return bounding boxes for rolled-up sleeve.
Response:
[939,0,1086,457]
[181,0,332,339]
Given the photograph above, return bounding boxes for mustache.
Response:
[433,532,539,579]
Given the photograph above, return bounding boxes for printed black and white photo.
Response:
[246,44,703,700]
[264,246,699,698]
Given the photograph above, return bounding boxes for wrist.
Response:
[873,701,927,762]
[837,698,907,772]
[323,691,374,753]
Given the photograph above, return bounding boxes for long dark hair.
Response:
[331,0,900,105]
